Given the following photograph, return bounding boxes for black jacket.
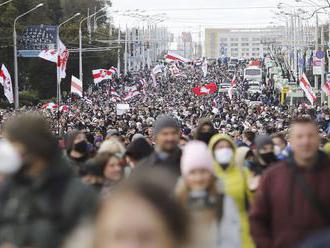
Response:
[0,159,97,248]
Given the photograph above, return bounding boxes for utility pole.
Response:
[314,13,319,90]
[124,25,128,75]
[117,26,121,73]
[321,25,325,104]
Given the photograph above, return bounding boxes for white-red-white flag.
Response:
[71,76,83,97]
[322,81,330,96]
[165,52,189,63]
[41,102,58,110]
[58,40,69,79]
[110,66,118,74]
[92,69,112,84]
[0,64,14,104]
[111,87,120,97]
[123,90,140,101]
[38,48,57,63]
[299,73,317,105]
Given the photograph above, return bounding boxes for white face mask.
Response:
[214,148,233,165]
[0,139,22,175]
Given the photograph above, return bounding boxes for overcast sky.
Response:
[110,0,328,34]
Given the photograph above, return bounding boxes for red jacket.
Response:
[249,152,330,248]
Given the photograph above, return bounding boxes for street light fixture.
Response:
[0,0,13,7]
[79,6,107,82]
[13,3,44,109]
[56,12,81,102]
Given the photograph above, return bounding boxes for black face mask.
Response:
[73,140,88,154]
[260,152,277,165]
[196,132,215,144]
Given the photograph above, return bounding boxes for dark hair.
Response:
[290,117,317,127]
[92,152,120,173]
[243,130,256,143]
[4,113,60,163]
[104,168,189,245]
[271,133,287,145]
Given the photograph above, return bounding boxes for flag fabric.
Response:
[92,69,113,84]
[84,97,93,105]
[38,48,57,63]
[41,102,58,110]
[71,76,83,97]
[111,87,120,97]
[59,105,69,112]
[58,40,69,79]
[152,64,163,75]
[192,82,218,96]
[202,60,208,77]
[169,64,180,76]
[228,87,234,100]
[165,52,189,63]
[299,73,316,105]
[322,81,330,96]
[231,75,237,87]
[0,64,14,104]
[110,66,118,75]
[123,90,140,101]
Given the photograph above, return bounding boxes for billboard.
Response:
[17,25,58,57]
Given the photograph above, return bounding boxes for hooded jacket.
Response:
[209,134,255,248]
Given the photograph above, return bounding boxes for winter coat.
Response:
[209,134,255,248]
[249,151,330,248]
[0,159,97,248]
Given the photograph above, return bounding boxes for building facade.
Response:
[205,27,284,59]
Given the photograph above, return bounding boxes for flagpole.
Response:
[13,3,44,109]
[0,0,13,7]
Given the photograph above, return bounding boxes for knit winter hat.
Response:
[180,141,214,176]
[153,115,180,136]
[255,135,274,151]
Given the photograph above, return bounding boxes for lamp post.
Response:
[0,0,13,7]
[79,6,107,83]
[13,3,44,109]
[57,12,80,103]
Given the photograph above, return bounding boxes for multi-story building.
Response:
[205,27,284,59]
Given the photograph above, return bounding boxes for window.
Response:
[230,38,239,42]
[231,43,238,47]
[252,47,260,51]
[252,38,260,41]
[231,48,238,52]
[241,43,249,46]
[252,43,259,46]
[241,38,249,41]
[220,38,227,42]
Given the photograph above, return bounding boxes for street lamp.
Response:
[0,0,13,7]
[56,12,80,102]
[13,3,43,109]
[79,6,107,82]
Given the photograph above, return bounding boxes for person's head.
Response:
[194,119,217,145]
[125,138,154,168]
[94,169,189,248]
[153,115,180,153]
[65,130,89,157]
[243,130,255,146]
[180,141,215,192]
[4,114,60,176]
[255,135,277,165]
[289,117,320,165]
[209,134,236,170]
[91,152,123,182]
[272,133,287,155]
[98,139,126,157]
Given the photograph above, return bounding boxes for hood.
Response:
[235,146,251,168]
[208,134,237,173]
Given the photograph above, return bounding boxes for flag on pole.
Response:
[299,73,316,105]
[111,87,120,97]
[202,60,208,77]
[41,102,59,110]
[165,52,189,63]
[71,76,83,97]
[0,64,14,104]
[322,81,330,96]
[39,40,69,79]
[92,69,113,84]
[192,82,218,96]
[110,66,118,75]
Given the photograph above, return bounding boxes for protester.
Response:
[137,115,182,177]
[250,117,330,248]
[272,133,290,160]
[0,114,97,248]
[93,168,189,248]
[209,134,255,248]
[175,141,241,248]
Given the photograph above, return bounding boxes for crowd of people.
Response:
[0,58,330,248]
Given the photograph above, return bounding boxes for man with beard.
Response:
[137,115,182,178]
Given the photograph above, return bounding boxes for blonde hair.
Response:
[98,139,126,155]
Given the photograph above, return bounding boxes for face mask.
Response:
[215,148,233,166]
[244,160,258,169]
[260,152,277,164]
[0,140,22,175]
[74,140,88,154]
[196,132,215,145]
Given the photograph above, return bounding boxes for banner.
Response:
[165,52,189,63]
[116,104,130,115]
[322,81,330,96]
[192,82,218,96]
[312,50,324,75]
[299,73,316,105]
[18,25,58,57]
[0,65,14,104]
